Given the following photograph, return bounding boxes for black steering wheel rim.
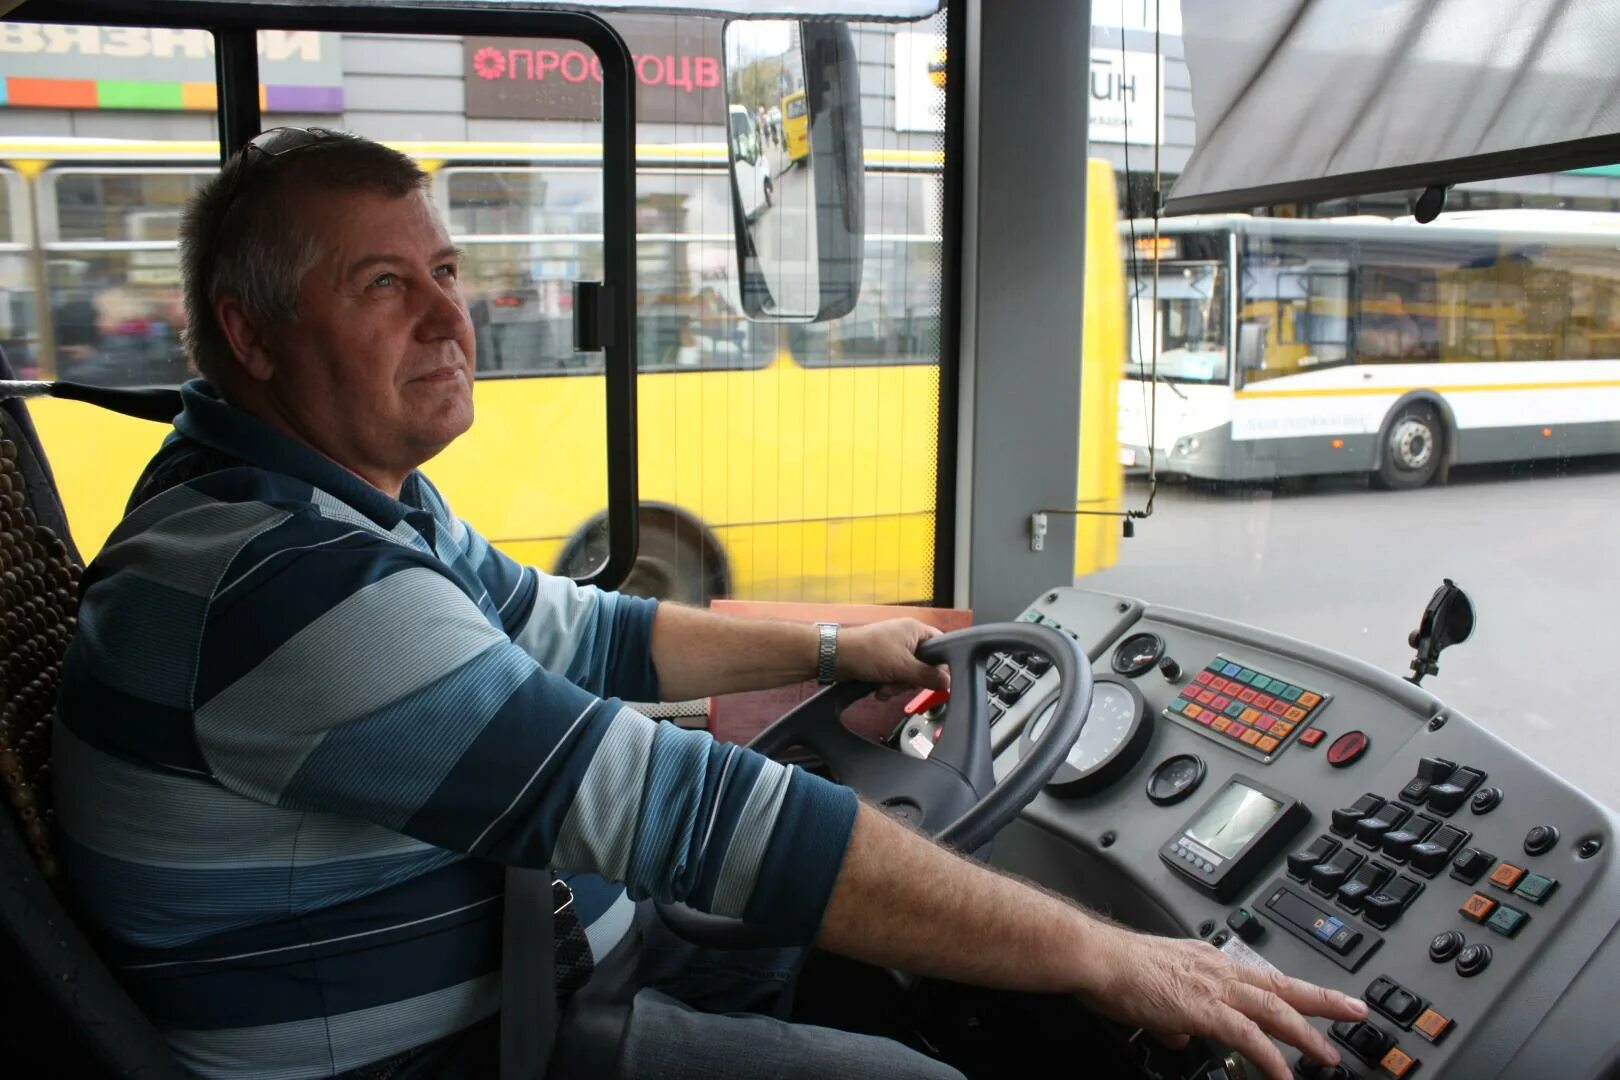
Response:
[654,622,1093,948]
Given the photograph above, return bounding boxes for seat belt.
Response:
[501,868,558,1079]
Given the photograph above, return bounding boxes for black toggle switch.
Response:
[1409,825,1470,876]
[1449,846,1494,885]
[1426,766,1487,815]
[1336,860,1393,913]
[1383,987,1424,1025]
[1332,1019,1395,1064]
[1287,835,1341,881]
[1400,756,1457,804]
[1381,813,1440,862]
[1310,847,1365,895]
[1355,803,1413,848]
[1331,794,1386,838]
[1361,873,1423,930]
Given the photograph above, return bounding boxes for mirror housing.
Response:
[723,20,864,322]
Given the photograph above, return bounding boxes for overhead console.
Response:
[985,588,1620,1080]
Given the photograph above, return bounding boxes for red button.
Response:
[1326,730,1369,767]
[1225,723,1248,740]
[1197,690,1217,705]
[1194,671,1214,685]
[1254,694,1275,709]
[1238,688,1258,704]
[1211,677,1230,692]
[1267,700,1289,716]
[1212,695,1232,710]
[904,688,950,716]
[1298,727,1326,747]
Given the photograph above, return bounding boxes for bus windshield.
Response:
[1126,262,1229,384]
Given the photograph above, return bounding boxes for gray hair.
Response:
[179,129,429,387]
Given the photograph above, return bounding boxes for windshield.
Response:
[1126,262,1229,384]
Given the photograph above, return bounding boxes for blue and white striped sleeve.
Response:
[447,507,660,704]
[192,518,855,942]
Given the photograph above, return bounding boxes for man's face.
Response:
[262,186,475,488]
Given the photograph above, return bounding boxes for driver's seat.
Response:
[0,352,186,1077]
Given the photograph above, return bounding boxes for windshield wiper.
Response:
[1145,371,1187,400]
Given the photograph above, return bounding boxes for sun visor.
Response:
[1166,0,1620,215]
[83,0,944,18]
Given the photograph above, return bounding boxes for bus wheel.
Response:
[556,509,728,606]
[1376,403,1444,490]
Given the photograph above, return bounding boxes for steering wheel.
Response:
[656,622,1094,947]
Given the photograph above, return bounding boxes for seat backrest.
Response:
[0,350,185,1077]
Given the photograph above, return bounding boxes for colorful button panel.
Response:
[1164,655,1331,763]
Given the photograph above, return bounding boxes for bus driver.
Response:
[56,129,1366,1080]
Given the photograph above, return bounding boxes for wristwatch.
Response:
[815,622,840,685]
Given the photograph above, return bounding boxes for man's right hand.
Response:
[1079,925,1368,1080]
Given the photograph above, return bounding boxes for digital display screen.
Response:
[1187,781,1284,860]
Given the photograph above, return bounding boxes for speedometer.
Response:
[1019,675,1152,798]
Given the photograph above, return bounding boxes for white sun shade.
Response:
[1168,0,1620,214]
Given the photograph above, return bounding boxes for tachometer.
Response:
[1111,632,1165,678]
[1020,674,1152,798]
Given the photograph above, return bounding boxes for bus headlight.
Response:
[1172,436,1201,457]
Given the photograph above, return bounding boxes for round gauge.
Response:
[1019,674,1153,798]
[1146,753,1206,806]
[1111,632,1165,678]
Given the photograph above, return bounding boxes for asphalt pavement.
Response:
[1082,455,1620,810]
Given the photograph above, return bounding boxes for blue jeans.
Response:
[551,902,964,1080]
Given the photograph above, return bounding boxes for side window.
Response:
[793,169,944,367]
[0,168,35,373]
[444,166,604,376]
[1356,262,1441,364]
[44,169,213,387]
[634,168,763,372]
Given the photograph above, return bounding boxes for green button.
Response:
[1206,661,1228,674]
[1515,874,1558,904]
[1237,669,1257,684]
[1485,904,1529,937]
[1247,676,1270,692]
[1225,702,1246,718]
[1282,686,1304,702]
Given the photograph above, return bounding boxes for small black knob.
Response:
[1455,942,1492,977]
[1429,930,1464,963]
[1158,656,1182,681]
[1525,824,1560,857]
[1226,907,1264,944]
[1471,786,1503,814]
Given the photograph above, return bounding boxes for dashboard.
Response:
[911,587,1620,1079]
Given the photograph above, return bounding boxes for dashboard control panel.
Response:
[987,587,1620,1079]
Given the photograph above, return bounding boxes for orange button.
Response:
[1299,691,1322,707]
[1240,727,1263,746]
[1240,707,1262,724]
[1380,1046,1418,1078]
[1461,892,1497,922]
[1270,721,1296,737]
[1413,1008,1453,1044]
[1211,716,1231,733]
[1285,706,1308,722]
[1256,735,1279,752]
[1489,862,1526,890]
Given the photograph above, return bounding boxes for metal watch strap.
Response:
[815,621,840,685]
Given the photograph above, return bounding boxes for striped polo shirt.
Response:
[55,380,858,1078]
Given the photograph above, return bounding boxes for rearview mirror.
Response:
[723,20,864,322]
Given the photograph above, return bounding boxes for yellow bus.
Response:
[0,138,1122,603]
[781,91,810,163]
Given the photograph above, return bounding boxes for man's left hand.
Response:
[836,620,951,700]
